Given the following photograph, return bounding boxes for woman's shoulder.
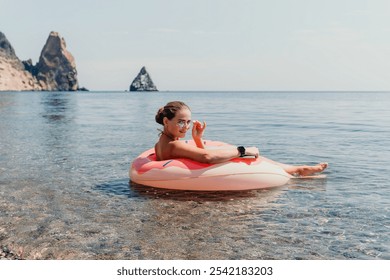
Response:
[169,139,193,149]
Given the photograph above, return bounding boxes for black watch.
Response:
[237,146,246,157]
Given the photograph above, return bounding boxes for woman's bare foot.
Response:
[294,163,328,177]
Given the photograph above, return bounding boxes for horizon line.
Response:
[82,89,390,93]
[1,90,390,93]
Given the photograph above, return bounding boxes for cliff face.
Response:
[129,66,158,91]
[0,32,16,57]
[0,31,79,91]
[0,32,42,91]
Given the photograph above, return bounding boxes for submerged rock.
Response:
[129,66,158,91]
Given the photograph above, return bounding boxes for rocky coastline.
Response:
[0,31,80,91]
[1,31,159,92]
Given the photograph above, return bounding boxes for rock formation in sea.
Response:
[0,31,80,91]
[34,31,78,91]
[129,66,158,91]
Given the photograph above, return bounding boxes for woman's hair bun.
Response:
[155,107,165,125]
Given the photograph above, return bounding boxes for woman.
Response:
[155,101,328,177]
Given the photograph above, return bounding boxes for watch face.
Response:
[238,146,245,156]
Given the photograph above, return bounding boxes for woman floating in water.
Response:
[154,101,327,177]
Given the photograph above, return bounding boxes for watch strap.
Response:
[237,146,246,157]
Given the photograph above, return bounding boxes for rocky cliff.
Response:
[0,31,79,91]
[129,66,158,91]
[0,32,41,91]
[34,32,78,91]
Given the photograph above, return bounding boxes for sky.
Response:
[1,0,390,91]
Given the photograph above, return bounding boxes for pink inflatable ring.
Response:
[130,140,291,191]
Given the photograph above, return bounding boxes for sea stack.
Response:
[129,66,158,91]
[35,31,78,91]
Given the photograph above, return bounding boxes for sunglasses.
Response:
[176,120,192,130]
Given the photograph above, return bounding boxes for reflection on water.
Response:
[41,93,74,122]
[96,179,270,201]
[130,182,262,202]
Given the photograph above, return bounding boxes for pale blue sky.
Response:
[1,0,390,91]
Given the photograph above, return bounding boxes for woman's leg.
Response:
[260,156,328,176]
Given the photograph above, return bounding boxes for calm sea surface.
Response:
[0,91,389,259]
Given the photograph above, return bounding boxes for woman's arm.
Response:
[170,141,259,164]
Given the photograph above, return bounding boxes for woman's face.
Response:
[164,108,192,138]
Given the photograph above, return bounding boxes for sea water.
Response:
[0,91,389,259]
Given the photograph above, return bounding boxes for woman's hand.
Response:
[192,120,206,140]
[245,147,260,158]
